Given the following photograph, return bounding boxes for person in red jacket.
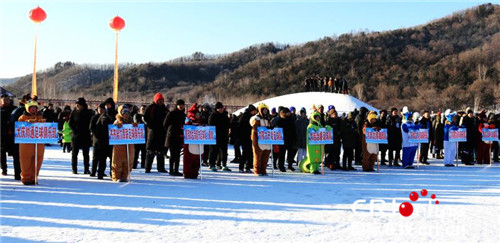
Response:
[477,112,495,164]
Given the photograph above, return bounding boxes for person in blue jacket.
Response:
[401,107,420,169]
[443,110,459,167]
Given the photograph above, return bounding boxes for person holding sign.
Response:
[299,111,328,174]
[164,99,186,176]
[111,106,136,182]
[443,112,458,167]
[361,111,380,172]
[183,103,203,179]
[401,107,420,169]
[477,113,495,164]
[17,100,45,185]
[276,107,297,172]
[250,103,272,176]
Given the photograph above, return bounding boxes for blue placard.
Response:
[365,128,388,144]
[449,128,467,142]
[482,128,499,142]
[257,127,284,145]
[409,128,429,143]
[15,122,59,144]
[108,124,146,145]
[308,128,334,145]
[184,125,216,145]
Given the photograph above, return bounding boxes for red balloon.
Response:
[421,189,428,197]
[109,16,125,31]
[29,6,47,23]
[409,191,419,201]
[399,202,413,217]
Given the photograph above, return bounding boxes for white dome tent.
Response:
[234,92,379,116]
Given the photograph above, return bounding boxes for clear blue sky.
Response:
[0,0,493,78]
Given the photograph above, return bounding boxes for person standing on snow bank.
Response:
[443,110,458,167]
[401,107,419,169]
[18,100,45,185]
[387,107,402,167]
[299,111,331,174]
[144,93,168,173]
[276,107,297,172]
[164,99,186,176]
[341,112,358,171]
[69,97,93,174]
[208,102,231,172]
[60,116,73,153]
[238,105,257,173]
[1,94,17,177]
[183,103,203,179]
[250,103,272,176]
[476,112,495,164]
[295,108,309,163]
[111,106,136,182]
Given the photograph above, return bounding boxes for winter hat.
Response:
[412,112,420,121]
[76,97,87,106]
[257,103,269,114]
[446,113,456,122]
[444,109,451,116]
[300,107,306,113]
[391,107,398,113]
[402,106,409,115]
[98,102,106,109]
[271,107,277,114]
[290,106,296,112]
[154,93,164,104]
[367,111,377,121]
[328,105,335,112]
[215,102,223,109]
[25,100,39,112]
[466,107,473,114]
[176,99,185,106]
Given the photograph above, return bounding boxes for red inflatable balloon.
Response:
[109,16,125,31]
[29,6,47,23]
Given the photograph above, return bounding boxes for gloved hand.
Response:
[116,123,123,128]
[132,122,138,127]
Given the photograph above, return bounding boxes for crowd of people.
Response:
[1,92,499,185]
[303,75,349,94]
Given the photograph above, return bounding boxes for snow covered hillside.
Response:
[1,146,499,242]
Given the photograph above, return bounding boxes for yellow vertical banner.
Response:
[32,29,38,97]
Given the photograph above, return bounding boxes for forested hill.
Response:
[6,3,500,110]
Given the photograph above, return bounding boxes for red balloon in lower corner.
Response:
[399,202,413,217]
[109,16,125,31]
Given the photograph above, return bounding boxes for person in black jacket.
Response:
[324,106,342,170]
[387,108,402,166]
[378,109,389,165]
[341,112,358,170]
[133,105,147,169]
[459,109,476,165]
[208,102,231,172]
[8,94,30,180]
[89,103,110,179]
[164,99,186,176]
[200,103,212,166]
[69,97,94,174]
[418,111,432,165]
[144,93,168,173]
[229,114,241,164]
[1,95,17,176]
[42,103,56,122]
[276,108,297,172]
[238,105,257,173]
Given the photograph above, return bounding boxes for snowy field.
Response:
[1,146,499,242]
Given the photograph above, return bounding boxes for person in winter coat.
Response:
[164,99,186,176]
[324,106,342,170]
[18,100,46,185]
[208,102,231,172]
[69,97,93,174]
[183,103,203,179]
[60,117,73,153]
[387,108,402,166]
[42,103,56,122]
[90,103,105,178]
[476,112,494,164]
[238,105,257,173]
[201,103,212,166]
[362,111,380,172]
[341,112,358,171]
[111,106,136,182]
[144,93,168,173]
[276,107,297,172]
[433,112,445,159]
[443,111,458,167]
[1,95,16,176]
[133,105,147,169]
[8,94,31,180]
[90,102,114,179]
[299,111,331,174]
[401,107,419,169]
[418,111,433,164]
[355,107,369,165]
[459,109,476,165]
[250,103,272,176]
[295,108,309,163]
[229,114,242,164]
[378,110,389,165]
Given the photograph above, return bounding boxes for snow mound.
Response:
[233,92,378,115]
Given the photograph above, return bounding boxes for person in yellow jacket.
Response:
[250,103,272,176]
[17,100,45,185]
[112,105,136,182]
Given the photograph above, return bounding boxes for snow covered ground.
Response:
[1,146,499,242]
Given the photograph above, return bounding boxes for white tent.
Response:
[233,92,378,116]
